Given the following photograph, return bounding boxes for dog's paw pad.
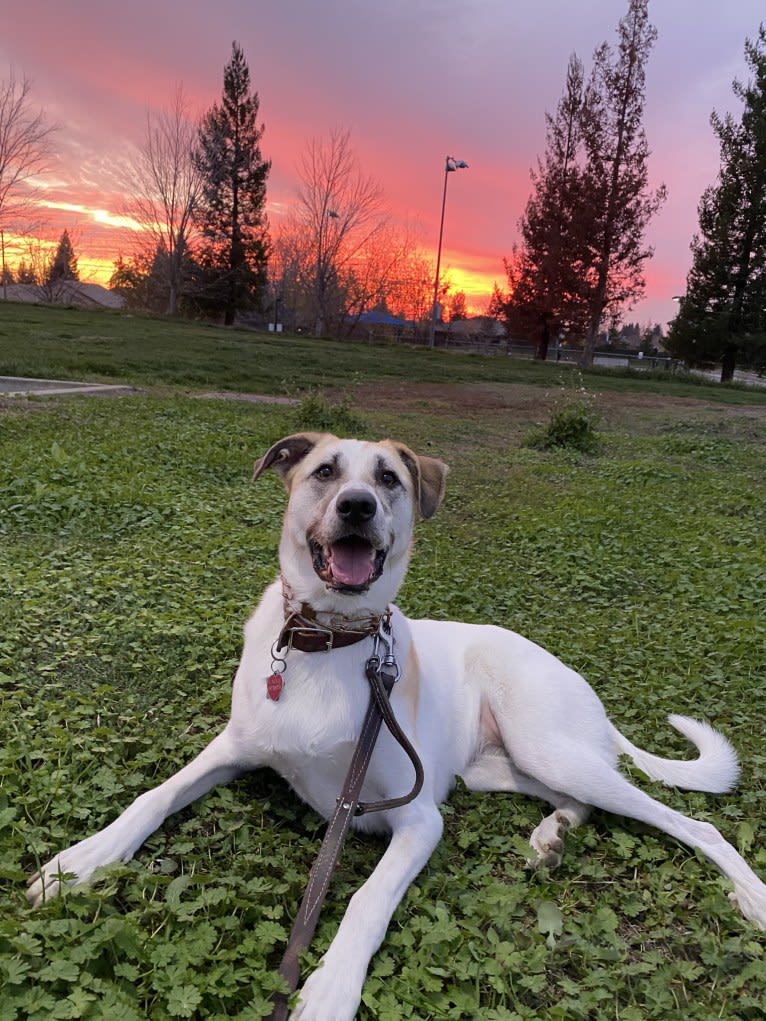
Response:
[528,814,570,868]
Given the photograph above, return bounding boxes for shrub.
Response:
[291,390,366,435]
[526,379,600,453]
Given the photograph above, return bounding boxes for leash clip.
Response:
[367,612,399,687]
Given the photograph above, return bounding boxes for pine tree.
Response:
[496,55,594,358]
[16,258,36,284]
[667,26,766,380]
[578,0,666,366]
[47,228,79,283]
[194,42,271,325]
[497,2,663,362]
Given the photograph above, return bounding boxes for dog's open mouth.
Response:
[310,536,387,592]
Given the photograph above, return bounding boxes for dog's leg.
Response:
[519,746,766,930]
[462,750,589,866]
[594,771,766,929]
[27,728,244,906]
[291,803,444,1021]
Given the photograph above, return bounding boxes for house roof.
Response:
[2,281,124,310]
[356,310,414,328]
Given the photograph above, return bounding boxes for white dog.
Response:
[28,432,766,1020]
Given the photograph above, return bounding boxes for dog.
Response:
[28,432,766,1020]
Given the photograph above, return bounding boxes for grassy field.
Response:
[2,305,766,1019]
[3,300,766,405]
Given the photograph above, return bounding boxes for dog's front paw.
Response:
[290,960,363,1021]
[27,833,117,907]
[730,880,766,931]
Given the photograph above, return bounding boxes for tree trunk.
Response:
[579,298,603,367]
[534,321,550,360]
[720,342,737,382]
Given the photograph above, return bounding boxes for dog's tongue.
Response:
[328,538,375,587]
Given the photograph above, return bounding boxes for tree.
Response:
[109,254,149,310]
[194,42,271,324]
[15,257,36,284]
[446,290,468,322]
[667,26,766,381]
[125,87,202,316]
[0,70,55,244]
[386,249,434,325]
[495,55,594,357]
[16,235,76,302]
[578,0,666,366]
[281,128,387,336]
[496,2,664,364]
[47,228,79,284]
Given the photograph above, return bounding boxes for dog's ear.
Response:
[252,432,329,487]
[390,442,449,520]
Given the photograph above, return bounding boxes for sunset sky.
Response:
[2,0,765,330]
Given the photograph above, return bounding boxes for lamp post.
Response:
[429,156,469,348]
[315,208,339,336]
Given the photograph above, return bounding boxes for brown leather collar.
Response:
[276,608,385,654]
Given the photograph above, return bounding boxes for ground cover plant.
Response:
[1,321,766,1019]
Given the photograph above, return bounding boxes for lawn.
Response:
[1,306,766,1020]
[2,300,766,405]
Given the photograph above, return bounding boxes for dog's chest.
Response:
[241,653,393,820]
[267,680,381,818]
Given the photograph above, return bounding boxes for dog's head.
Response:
[253,433,448,614]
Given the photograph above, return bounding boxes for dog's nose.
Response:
[337,490,377,524]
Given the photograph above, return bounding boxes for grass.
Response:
[1,306,766,1019]
[2,301,766,405]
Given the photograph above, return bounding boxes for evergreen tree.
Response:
[194,42,271,324]
[497,2,664,362]
[667,26,766,380]
[109,254,149,311]
[579,0,666,366]
[496,55,594,357]
[16,258,36,284]
[47,228,79,283]
[447,290,468,322]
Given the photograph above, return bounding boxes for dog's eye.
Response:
[380,470,399,488]
[314,463,335,480]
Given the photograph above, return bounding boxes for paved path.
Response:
[0,376,133,397]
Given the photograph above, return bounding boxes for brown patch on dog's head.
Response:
[252,432,331,488]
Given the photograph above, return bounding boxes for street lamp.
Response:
[429,156,469,348]
[315,208,340,335]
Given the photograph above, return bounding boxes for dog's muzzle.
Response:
[309,535,387,593]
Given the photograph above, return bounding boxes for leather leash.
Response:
[268,622,424,1021]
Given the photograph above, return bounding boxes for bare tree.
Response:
[124,86,202,315]
[338,221,428,333]
[294,128,387,335]
[385,249,437,326]
[0,69,56,298]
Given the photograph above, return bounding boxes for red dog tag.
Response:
[267,673,284,701]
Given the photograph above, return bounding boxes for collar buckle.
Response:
[282,621,334,653]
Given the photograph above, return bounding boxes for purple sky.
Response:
[2,0,764,329]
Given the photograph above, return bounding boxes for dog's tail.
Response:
[611,715,740,793]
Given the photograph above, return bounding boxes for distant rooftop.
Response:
[1,281,125,310]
